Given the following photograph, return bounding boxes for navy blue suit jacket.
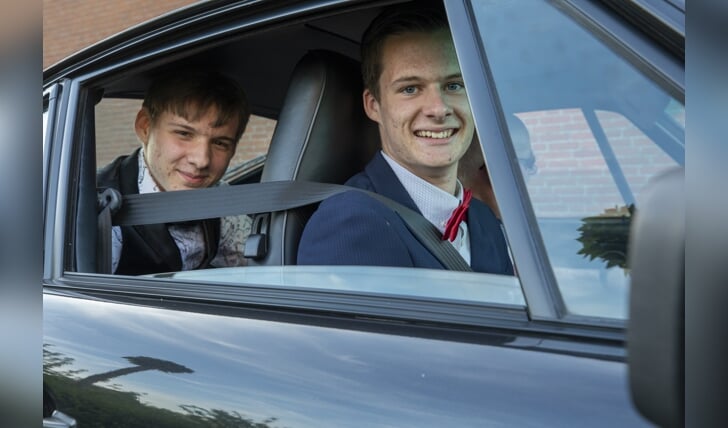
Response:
[297,153,514,275]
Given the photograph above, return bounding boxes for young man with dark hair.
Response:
[97,70,252,275]
[298,3,513,275]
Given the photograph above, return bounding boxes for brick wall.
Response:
[43,0,198,69]
[518,109,679,218]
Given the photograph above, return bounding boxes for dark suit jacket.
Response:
[297,152,514,275]
[97,149,220,275]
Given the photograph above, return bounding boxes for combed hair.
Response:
[360,1,448,100]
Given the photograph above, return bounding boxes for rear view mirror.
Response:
[626,167,684,427]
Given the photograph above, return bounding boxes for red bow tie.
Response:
[443,189,472,242]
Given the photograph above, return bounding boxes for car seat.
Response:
[245,50,380,266]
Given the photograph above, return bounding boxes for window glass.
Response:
[156,266,526,307]
[43,90,56,199]
[94,98,276,174]
[43,107,48,146]
[43,101,48,196]
[472,0,684,318]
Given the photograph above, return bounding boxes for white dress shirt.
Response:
[381,151,471,265]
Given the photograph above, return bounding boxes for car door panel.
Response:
[45,292,647,427]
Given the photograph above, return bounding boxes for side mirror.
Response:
[627,167,684,427]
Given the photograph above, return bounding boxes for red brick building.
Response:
[43,0,197,70]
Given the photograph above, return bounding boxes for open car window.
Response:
[52,1,528,326]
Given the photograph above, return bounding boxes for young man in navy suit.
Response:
[297,2,514,275]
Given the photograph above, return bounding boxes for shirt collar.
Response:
[137,149,161,194]
[381,151,464,235]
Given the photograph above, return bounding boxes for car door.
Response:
[43,0,682,426]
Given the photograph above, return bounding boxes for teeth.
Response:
[416,129,454,139]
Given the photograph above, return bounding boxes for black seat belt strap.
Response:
[106,180,472,272]
[96,188,123,274]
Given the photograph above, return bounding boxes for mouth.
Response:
[178,170,208,184]
[414,128,456,139]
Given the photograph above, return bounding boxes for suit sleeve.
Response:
[297,192,415,267]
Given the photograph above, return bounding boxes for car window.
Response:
[43,102,48,198]
[95,97,276,174]
[86,74,527,312]
[472,0,684,319]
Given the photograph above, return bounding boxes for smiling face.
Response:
[135,104,239,191]
[363,30,474,193]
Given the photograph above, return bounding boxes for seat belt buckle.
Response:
[244,213,269,259]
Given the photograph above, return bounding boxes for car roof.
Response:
[43,1,380,119]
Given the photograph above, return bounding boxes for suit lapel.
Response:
[117,149,141,196]
[119,149,183,271]
[364,152,421,214]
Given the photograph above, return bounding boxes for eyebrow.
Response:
[390,73,463,87]
[168,121,196,131]
[167,121,236,141]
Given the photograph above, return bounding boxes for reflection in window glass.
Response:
[472,0,684,319]
[43,107,49,196]
[43,109,48,146]
[665,99,685,127]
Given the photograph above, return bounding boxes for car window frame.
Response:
[445,0,684,325]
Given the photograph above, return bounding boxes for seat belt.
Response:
[96,188,123,274]
[98,180,473,272]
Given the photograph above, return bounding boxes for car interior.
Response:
[73,4,388,273]
[249,49,380,266]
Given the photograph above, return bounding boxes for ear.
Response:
[134,108,152,146]
[362,89,381,123]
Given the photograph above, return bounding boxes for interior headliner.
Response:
[100,6,381,120]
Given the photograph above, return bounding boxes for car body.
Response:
[43,0,684,426]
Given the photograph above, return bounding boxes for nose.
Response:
[422,88,452,120]
[187,139,211,169]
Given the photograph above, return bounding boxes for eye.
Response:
[213,139,233,151]
[446,82,464,92]
[401,86,418,95]
[174,130,192,138]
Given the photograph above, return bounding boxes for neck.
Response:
[139,148,167,192]
[407,164,458,195]
[380,150,459,194]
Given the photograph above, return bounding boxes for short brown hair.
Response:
[142,69,251,143]
[360,1,449,100]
